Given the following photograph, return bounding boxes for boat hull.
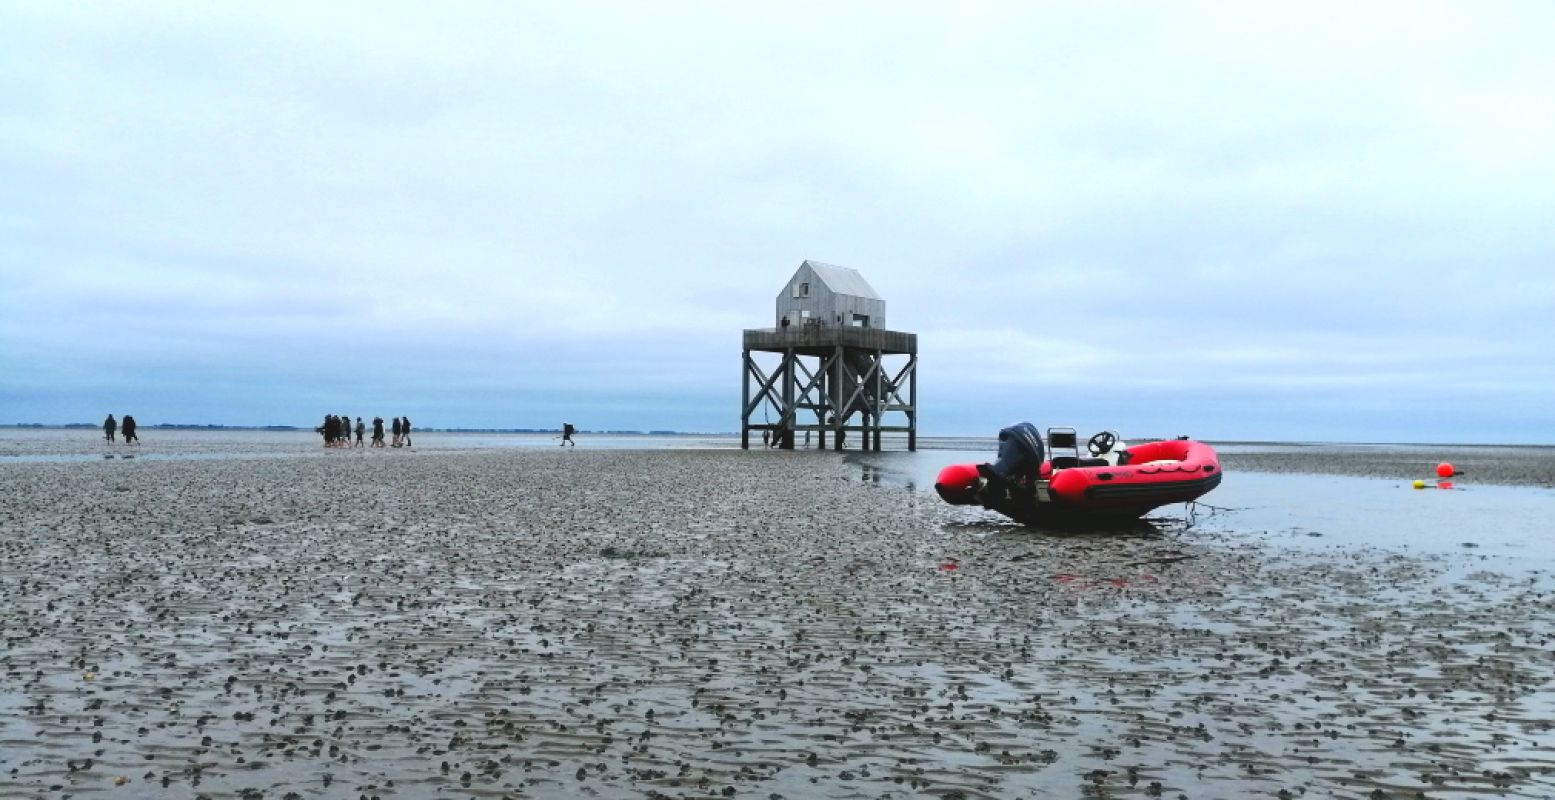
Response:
[936,438,1222,526]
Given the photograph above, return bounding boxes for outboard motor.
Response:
[988,422,1044,478]
[935,422,1047,508]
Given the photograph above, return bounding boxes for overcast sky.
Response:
[2,2,1552,442]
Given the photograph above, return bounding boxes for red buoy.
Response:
[1436,462,1454,478]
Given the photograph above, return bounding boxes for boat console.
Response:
[1049,427,1121,469]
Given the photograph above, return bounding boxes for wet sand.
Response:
[1217,443,1555,488]
[3,445,1553,799]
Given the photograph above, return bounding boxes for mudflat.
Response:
[2,445,1552,799]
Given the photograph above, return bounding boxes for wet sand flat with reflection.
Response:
[2,438,1553,798]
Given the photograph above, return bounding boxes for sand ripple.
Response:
[2,449,1552,798]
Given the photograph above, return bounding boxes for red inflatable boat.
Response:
[935,425,1222,526]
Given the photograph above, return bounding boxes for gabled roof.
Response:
[801,260,881,300]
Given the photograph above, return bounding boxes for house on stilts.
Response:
[740,260,918,450]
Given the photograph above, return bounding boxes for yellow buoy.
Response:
[1412,479,1425,489]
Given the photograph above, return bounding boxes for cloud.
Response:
[2,2,1553,440]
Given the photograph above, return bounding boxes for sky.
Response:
[2,2,1553,443]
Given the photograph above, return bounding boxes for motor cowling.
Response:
[990,422,1044,478]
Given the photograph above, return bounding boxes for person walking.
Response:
[121,415,138,445]
[355,417,366,448]
[401,417,412,448]
[372,416,385,447]
[103,414,117,443]
[561,422,576,447]
[391,416,402,447]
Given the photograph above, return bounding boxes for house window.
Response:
[852,314,870,328]
[791,281,809,298]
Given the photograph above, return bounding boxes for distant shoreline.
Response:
[4,424,1552,448]
[5,423,719,436]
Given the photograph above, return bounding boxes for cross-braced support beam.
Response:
[741,328,917,451]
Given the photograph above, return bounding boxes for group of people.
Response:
[320,414,412,448]
[102,414,139,444]
[97,412,584,450]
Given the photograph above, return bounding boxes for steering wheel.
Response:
[1087,430,1118,456]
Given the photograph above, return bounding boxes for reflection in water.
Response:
[854,461,916,491]
[942,515,1166,539]
[845,449,972,493]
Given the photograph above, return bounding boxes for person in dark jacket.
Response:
[104,414,117,443]
[401,417,412,447]
[121,415,138,445]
